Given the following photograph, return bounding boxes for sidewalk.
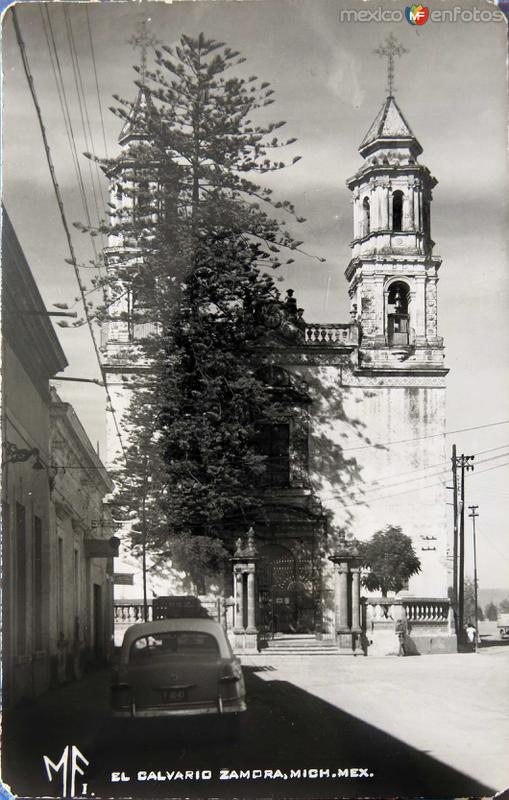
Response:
[2,666,111,784]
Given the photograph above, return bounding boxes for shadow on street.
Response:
[2,666,495,800]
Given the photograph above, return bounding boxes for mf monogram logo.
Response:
[43,745,89,797]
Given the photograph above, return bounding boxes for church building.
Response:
[103,39,455,655]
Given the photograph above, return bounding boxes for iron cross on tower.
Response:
[374,34,408,97]
[129,18,158,85]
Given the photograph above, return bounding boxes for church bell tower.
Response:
[101,21,159,468]
[346,35,445,373]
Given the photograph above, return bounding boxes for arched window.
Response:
[254,422,290,487]
[387,281,410,346]
[362,197,371,237]
[392,190,403,232]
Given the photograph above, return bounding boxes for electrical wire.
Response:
[321,451,509,505]
[62,5,106,244]
[85,5,109,161]
[40,5,99,266]
[341,419,509,452]
[359,442,509,487]
[12,7,127,464]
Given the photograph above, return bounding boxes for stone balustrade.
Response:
[363,595,456,654]
[365,597,398,623]
[364,596,450,625]
[305,324,354,345]
[363,597,450,625]
[114,601,153,625]
[403,598,450,623]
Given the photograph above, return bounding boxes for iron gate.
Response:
[257,551,322,640]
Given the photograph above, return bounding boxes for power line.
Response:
[473,442,509,457]
[324,454,509,507]
[85,5,109,161]
[471,459,509,477]
[341,419,509,452]
[318,448,509,500]
[356,442,509,489]
[62,5,106,241]
[40,5,100,269]
[12,7,127,464]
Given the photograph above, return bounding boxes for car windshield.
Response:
[129,631,220,662]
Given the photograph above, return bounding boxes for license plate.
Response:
[160,688,187,702]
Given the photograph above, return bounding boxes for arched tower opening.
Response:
[392,190,403,232]
[362,196,371,237]
[386,280,411,346]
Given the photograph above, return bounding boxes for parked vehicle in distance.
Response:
[110,618,246,723]
[497,613,509,639]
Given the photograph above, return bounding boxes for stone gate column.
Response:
[337,564,350,632]
[351,566,361,634]
[329,537,361,655]
[231,528,258,653]
[246,568,256,633]
[234,566,244,633]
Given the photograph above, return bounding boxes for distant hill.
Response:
[478,588,509,608]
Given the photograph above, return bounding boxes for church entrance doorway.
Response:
[257,543,320,637]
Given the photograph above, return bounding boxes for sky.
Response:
[2,0,509,588]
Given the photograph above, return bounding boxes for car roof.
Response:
[120,618,232,659]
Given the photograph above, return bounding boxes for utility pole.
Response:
[468,505,480,653]
[141,451,149,623]
[453,453,475,639]
[451,444,459,623]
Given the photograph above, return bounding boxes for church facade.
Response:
[102,75,455,654]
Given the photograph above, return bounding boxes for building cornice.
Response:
[2,210,68,386]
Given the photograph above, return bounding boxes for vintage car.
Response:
[110,618,246,722]
[497,613,509,639]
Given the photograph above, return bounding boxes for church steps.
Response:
[259,635,341,655]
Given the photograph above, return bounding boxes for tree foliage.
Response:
[92,33,318,579]
[485,601,498,621]
[358,525,421,596]
[463,578,482,623]
[499,597,509,613]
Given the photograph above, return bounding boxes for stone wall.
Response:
[284,359,449,601]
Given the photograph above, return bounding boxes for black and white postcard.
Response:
[1,1,508,798]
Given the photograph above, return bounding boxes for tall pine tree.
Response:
[91,34,317,583]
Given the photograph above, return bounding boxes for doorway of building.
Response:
[257,544,319,636]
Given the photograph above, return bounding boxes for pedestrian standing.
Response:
[395,617,407,657]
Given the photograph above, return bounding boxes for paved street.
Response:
[2,647,508,800]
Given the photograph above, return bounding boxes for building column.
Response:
[413,275,426,343]
[329,541,361,655]
[408,185,415,230]
[381,186,390,229]
[373,275,385,344]
[232,528,258,653]
[351,567,361,633]
[414,182,422,230]
[337,564,350,632]
[246,568,256,633]
[234,568,244,633]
